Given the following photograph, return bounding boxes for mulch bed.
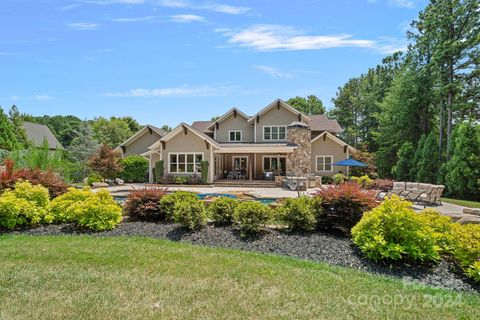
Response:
[2,221,479,293]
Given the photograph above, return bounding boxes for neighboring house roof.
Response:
[114,124,167,153]
[311,131,357,153]
[207,107,250,130]
[22,122,63,150]
[191,120,213,133]
[308,115,344,133]
[247,99,311,124]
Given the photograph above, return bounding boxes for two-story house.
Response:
[139,99,356,184]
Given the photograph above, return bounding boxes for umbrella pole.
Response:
[347,166,349,177]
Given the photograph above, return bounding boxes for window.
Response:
[229,130,242,142]
[169,153,203,173]
[263,126,287,141]
[316,156,333,172]
[263,156,286,175]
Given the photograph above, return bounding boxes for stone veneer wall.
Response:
[286,122,312,177]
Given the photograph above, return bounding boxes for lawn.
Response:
[442,198,480,209]
[0,236,479,320]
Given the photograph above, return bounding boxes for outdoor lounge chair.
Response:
[384,181,407,198]
[433,185,445,205]
[420,185,438,206]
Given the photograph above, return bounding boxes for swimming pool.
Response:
[113,193,279,205]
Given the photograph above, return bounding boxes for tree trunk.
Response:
[439,100,444,160]
[446,91,453,159]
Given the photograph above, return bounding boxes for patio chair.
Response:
[384,182,407,199]
[433,185,445,205]
[420,185,438,206]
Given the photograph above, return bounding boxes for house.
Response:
[141,99,356,184]
[114,125,167,157]
[22,122,63,150]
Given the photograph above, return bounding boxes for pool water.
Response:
[113,193,278,204]
[197,193,237,200]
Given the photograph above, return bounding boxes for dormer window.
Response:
[229,130,242,142]
[263,126,286,141]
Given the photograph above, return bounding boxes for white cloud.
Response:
[60,3,81,10]
[111,16,156,22]
[169,14,205,23]
[217,24,407,54]
[68,22,99,30]
[252,65,292,79]
[389,0,415,8]
[105,84,237,97]
[35,94,55,101]
[159,0,250,15]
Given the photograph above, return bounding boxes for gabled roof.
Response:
[311,131,356,153]
[207,107,250,130]
[114,124,167,152]
[247,99,311,124]
[148,122,220,151]
[191,120,213,133]
[22,122,63,150]
[309,115,344,133]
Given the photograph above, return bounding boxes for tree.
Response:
[23,115,83,148]
[67,123,100,180]
[444,121,480,200]
[90,117,133,148]
[113,116,141,133]
[394,142,415,181]
[287,95,325,115]
[416,131,440,183]
[160,125,172,133]
[88,144,122,180]
[8,105,29,148]
[0,107,18,151]
[410,134,426,180]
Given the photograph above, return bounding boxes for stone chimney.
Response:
[286,121,311,177]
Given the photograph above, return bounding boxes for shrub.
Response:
[50,188,122,231]
[124,188,168,220]
[86,173,103,186]
[278,197,321,231]
[321,176,333,185]
[174,176,189,185]
[0,181,51,229]
[351,175,374,189]
[351,195,442,263]
[200,160,209,184]
[208,197,239,225]
[416,209,455,253]
[173,196,207,230]
[233,202,273,235]
[120,155,148,182]
[450,223,480,282]
[159,191,198,221]
[315,182,377,233]
[50,187,94,222]
[332,173,346,184]
[72,190,123,231]
[88,144,122,180]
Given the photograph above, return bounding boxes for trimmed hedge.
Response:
[173,196,207,230]
[159,191,198,221]
[233,201,273,235]
[208,197,239,225]
[278,197,321,231]
[121,155,149,182]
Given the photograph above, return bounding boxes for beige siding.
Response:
[124,131,162,157]
[255,106,298,142]
[160,130,212,176]
[215,115,254,143]
[311,137,348,176]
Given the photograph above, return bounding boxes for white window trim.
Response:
[262,125,287,141]
[316,155,334,172]
[228,130,242,142]
[262,155,287,173]
[168,152,204,174]
[232,156,248,171]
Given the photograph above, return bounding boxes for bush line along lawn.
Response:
[0,236,479,320]
[442,198,480,209]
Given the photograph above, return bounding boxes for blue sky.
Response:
[0,0,427,127]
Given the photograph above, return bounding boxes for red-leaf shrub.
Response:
[124,188,168,221]
[0,160,68,198]
[370,179,394,192]
[88,144,122,180]
[314,182,378,234]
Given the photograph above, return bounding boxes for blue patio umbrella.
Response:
[332,158,367,176]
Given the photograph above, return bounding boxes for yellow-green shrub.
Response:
[351,175,374,188]
[0,181,51,229]
[50,187,95,222]
[450,223,480,282]
[233,202,273,235]
[159,191,198,221]
[50,188,122,231]
[208,197,239,225]
[351,195,442,263]
[173,197,207,230]
[417,209,455,253]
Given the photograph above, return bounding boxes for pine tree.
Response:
[416,132,440,183]
[394,142,415,181]
[8,105,29,148]
[0,107,18,151]
[444,122,480,200]
[67,123,100,179]
[410,134,426,180]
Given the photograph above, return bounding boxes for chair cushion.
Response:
[418,183,431,192]
[406,182,419,191]
[393,182,406,190]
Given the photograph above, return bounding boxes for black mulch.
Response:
[2,221,479,293]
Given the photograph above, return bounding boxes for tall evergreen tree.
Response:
[416,131,440,183]
[410,134,426,180]
[0,107,18,151]
[394,142,415,181]
[8,105,29,148]
[67,123,100,180]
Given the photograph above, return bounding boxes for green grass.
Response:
[0,236,479,320]
[442,197,480,209]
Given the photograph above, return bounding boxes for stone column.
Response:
[286,122,312,177]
